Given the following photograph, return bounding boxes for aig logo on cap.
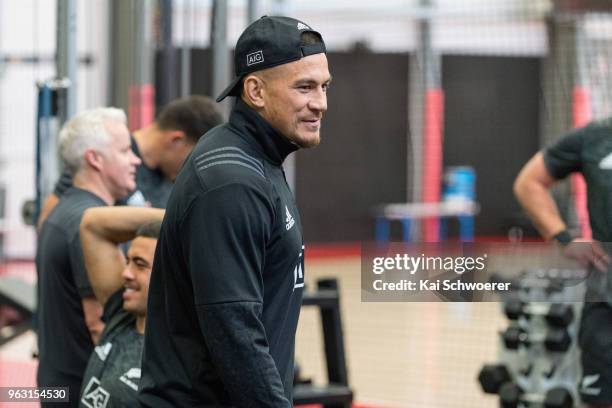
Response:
[247,50,264,66]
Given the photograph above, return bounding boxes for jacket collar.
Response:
[229,98,298,165]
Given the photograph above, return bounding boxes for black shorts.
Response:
[579,302,612,405]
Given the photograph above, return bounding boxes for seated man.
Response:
[36,108,141,407]
[79,206,164,407]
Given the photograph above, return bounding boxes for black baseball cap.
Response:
[216,16,326,102]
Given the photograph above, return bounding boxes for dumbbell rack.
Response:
[479,268,585,408]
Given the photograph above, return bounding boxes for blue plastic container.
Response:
[443,166,476,202]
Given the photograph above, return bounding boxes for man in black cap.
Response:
[139,16,331,407]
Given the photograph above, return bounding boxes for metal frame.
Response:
[211,0,230,117]
[295,278,352,408]
[56,0,77,122]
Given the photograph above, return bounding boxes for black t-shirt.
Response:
[80,290,142,408]
[544,118,612,302]
[54,136,173,208]
[544,119,612,241]
[139,99,304,407]
[36,187,107,407]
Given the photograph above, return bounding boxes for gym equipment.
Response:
[480,269,581,406]
[515,362,557,378]
[501,326,571,352]
[0,276,36,346]
[21,199,36,226]
[499,382,573,408]
[293,279,353,408]
[504,301,574,327]
[294,361,312,386]
[374,201,479,242]
[33,79,70,225]
[478,364,511,394]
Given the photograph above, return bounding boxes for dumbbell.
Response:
[501,327,571,352]
[478,364,511,394]
[499,382,573,408]
[504,301,574,327]
[515,362,558,379]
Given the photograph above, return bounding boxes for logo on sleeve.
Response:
[94,343,112,362]
[285,206,295,231]
[81,377,110,408]
[119,367,141,391]
[599,153,612,169]
[247,50,264,66]
[297,22,310,30]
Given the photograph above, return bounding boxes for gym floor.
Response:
[296,249,505,407]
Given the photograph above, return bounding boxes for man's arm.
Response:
[186,184,290,407]
[37,170,74,230]
[514,151,609,271]
[513,152,565,240]
[37,194,60,231]
[82,297,104,344]
[80,206,164,306]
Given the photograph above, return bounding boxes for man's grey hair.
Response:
[58,107,127,174]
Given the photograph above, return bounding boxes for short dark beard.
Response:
[294,134,321,148]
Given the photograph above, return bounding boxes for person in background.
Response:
[514,118,612,408]
[37,107,140,407]
[37,95,223,229]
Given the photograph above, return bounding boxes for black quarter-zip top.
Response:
[139,98,305,407]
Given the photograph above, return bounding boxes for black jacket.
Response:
[139,99,305,407]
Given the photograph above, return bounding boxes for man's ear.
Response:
[84,149,103,171]
[243,74,266,108]
[167,130,187,145]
